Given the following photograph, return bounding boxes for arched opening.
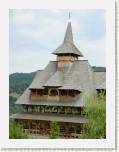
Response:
[49,89,58,96]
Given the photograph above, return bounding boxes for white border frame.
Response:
[0,0,115,149]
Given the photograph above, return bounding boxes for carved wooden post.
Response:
[70,107,72,114]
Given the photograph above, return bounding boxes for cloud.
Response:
[76,36,106,66]
[15,12,34,23]
[9,48,56,73]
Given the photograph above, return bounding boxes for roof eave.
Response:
[52,52,81,57]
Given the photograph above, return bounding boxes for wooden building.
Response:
[11,14,106,138]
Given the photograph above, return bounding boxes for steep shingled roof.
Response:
[29,61,57,89]
[44,70,63,87]
[15,60,102,107]
[27,60,96,92]
[60,60,94,92]
[52,21,83,56]
[97,82,106,90]
[94,72,106,90]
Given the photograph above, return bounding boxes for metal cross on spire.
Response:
[69,12,71,19]
[68,12,71,22]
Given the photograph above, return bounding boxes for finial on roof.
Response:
[68,12,71,22]
[69,12,71,19]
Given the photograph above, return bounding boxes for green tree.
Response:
[9,72,36,94]
[48,121,60,139]
[9,95,23,115]
[9,122,28,139]
[81,93,106,139]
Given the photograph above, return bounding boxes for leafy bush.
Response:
[81,93,106,139]
[9,122,28,139]
[48,121,60,139]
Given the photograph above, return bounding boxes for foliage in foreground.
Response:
[48,121,60,139]
[9,122,28,139]
[81,93,106,139]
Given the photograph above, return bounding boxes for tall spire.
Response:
[52,12,83,57]
[64,12,73,44]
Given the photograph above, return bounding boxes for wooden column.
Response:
[28,120,31,134]
[31,106,34,112]
[35,120,37,134]
[79,107,81,115]
[39,105,41,112]
[64,107,67,114]
[62,107,65,114]
[41,105,43,113]
[26,106,28,112]
[23,105,26,112]
[71,107,73,114]
[81,108,84,115]
[43,106,45,112]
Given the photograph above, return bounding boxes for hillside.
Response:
[10,72,36,94]
[9,72,36,115]
[92,66,106,72]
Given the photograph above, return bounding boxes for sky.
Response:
[9,9,106,74]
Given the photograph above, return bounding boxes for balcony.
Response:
[30,89,80,102]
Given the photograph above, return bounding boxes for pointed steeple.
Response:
[64,21,73,44]
[64,12,73,43]
[52,13,83,57]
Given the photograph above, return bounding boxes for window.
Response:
[60,90,67,96]
[49,89,58,96]
[37,89,43,95]
[69,90,75,97]
[31,89,36,94]
[44,88,48,95]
